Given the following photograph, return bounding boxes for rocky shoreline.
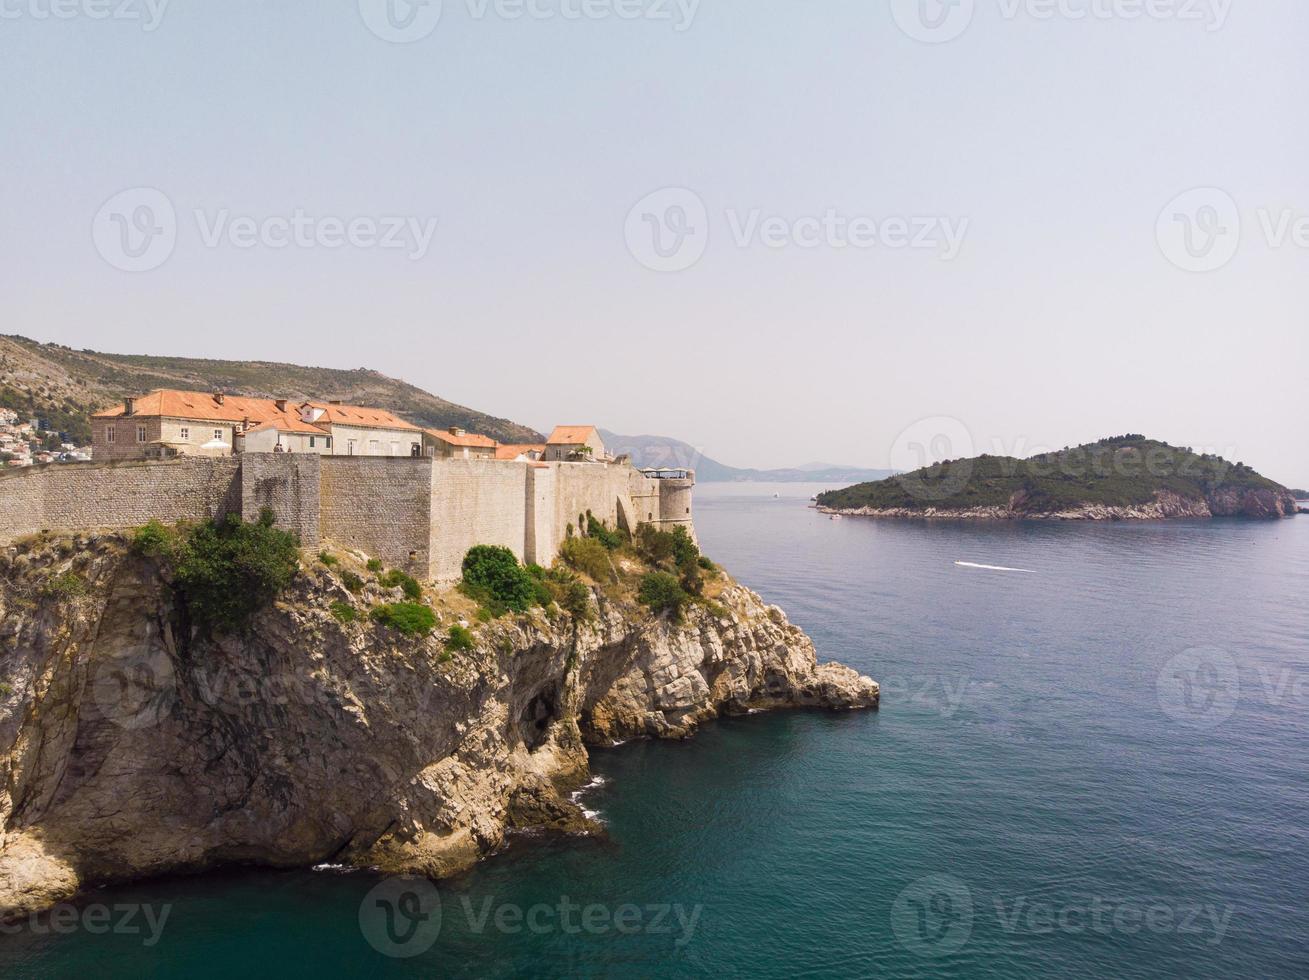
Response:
[0,536,877,919]
[819,487,1301,522]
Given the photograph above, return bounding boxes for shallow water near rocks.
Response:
[2,483,1306,978]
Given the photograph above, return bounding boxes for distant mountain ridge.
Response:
[0,336,543,445]
[599,430,893,484]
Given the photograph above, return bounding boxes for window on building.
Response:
[137,426,147,443]
[390,442,400,456]
[326,437,332,450]
[180,427,189,440]
[106,426,115,443]
[369,439,380,454]
[214,429,223,442]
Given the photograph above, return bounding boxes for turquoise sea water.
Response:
[2,484,1307,978]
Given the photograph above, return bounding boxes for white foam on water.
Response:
[955,561,1036,574]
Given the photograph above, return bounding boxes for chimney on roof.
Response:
[275,399,288,412]
[449,427,466,437]
[123,397,136,416]
[214,392,225,405]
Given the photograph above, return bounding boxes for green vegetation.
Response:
[132,511,300,633]
[635,523,708,597]
[318,552,339,567]
[170,510,301,634]
[40,571,88,600]
[528,564,594,622]
[445,625,475,653]
[559,536,614,583]
[638,571,691,621]
[816,436,1291,514]
[131,520,177,559]
[379,569,422,601]
[329,601,359,624]
[366,558,383,573]
[0,683,13,698]
[461,545,537,614]
[340,570,364,594]
[585,512,625,551]
[371,602,436,636]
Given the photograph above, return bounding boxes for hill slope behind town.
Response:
[0,335,543,445]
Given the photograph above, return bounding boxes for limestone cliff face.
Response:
[0,537,877,919]
[821,487,1300,522]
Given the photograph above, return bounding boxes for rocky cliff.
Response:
[0,536,876,919]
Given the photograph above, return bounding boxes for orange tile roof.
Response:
[495,443,546,460]
[546,425,599,445]
[425,428,498,449]
[301,401,420,432]
[241,416,324,435]
[93,390,421,435]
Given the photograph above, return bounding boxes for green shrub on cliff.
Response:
[371,602,436,636]
[585,513,625,551]
[379,569,423,600]
[170,511,301,634]
[461,545,537,613]
[446,625,475,652]
[40,570,88,600]
[330,601,358,624]
[638,571,690,621]
[131,520,179,560]
[560,537,614,583]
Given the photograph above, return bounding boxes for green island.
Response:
[816,436,1300,520]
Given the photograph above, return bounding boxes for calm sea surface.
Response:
[3,483,1307,978]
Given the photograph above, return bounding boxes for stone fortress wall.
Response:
[0,454,695,582]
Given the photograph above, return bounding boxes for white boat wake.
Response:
[954,561,1036,574]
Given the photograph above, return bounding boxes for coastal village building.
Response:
[495,443,546,462]
[544,426,606,462]
[424,427,497,460]
[91,390,423,461]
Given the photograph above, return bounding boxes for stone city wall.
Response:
[0,457,243,542]
[0,455,694,582]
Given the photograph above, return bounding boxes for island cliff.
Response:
[0,535,876,919]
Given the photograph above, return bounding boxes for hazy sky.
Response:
[2,1,1306,484]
